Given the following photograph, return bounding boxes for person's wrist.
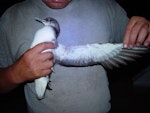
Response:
[8,63,23,85]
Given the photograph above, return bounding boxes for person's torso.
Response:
[3,0,127,113]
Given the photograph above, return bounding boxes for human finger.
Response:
[42,60,54,70]
[144,33,150,46]
[123,17,137,48]
[39,52,54,62]
[32,42,55,54]
[136,23,149,46]
[128,21,149,48]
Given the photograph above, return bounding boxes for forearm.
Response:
[0,66,19,93]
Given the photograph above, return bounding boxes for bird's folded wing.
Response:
[54,43,150,69]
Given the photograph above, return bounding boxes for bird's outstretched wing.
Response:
[54,43,150,69]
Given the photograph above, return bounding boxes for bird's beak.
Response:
[35,17,47,25]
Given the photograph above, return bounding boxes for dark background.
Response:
[0,0,150,113]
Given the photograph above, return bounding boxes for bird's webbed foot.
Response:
[47,80,52,90]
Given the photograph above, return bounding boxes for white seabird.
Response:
[31,17,150,99]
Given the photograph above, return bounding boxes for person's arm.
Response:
[0,66,19,93]
[0,42,55,93]
[123,16,150,48]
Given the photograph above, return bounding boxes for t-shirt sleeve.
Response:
[0,16,13,68]
[106,0,129,43]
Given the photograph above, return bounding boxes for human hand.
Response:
[123,16,150,48]
[10,42,55,84]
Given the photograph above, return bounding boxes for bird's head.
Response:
[35,17,60,38]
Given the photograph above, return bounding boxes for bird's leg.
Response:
[47,80,52,90]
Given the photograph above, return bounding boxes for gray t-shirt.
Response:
[0,0,129,113]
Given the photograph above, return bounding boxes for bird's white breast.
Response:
[31,26,56,48]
